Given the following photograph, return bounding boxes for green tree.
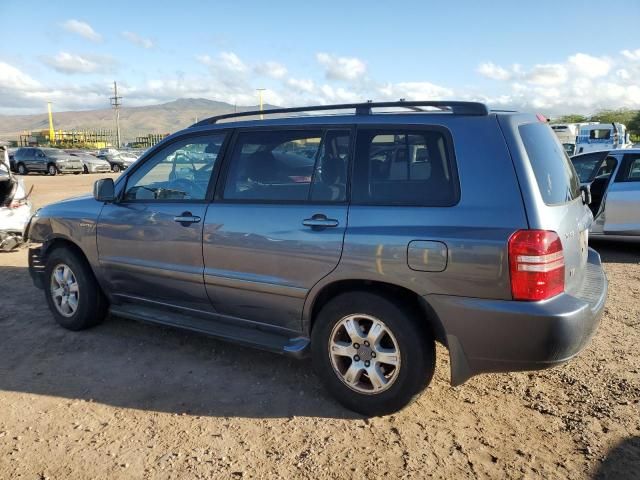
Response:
[552,114,588,124]
[589,108,638,126]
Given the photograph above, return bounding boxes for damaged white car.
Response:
[0,145,33,251]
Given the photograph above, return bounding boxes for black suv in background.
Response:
[13,147,84,175]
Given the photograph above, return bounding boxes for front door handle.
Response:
[303,214,339,229]
[174,212,201,225]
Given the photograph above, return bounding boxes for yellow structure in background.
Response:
[47,102,55,144]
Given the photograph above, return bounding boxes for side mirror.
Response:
[94,178,115,202]
[580,184,592,206]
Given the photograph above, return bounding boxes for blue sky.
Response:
[0,0,639,115]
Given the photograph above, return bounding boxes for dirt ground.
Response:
[0,173,638,479]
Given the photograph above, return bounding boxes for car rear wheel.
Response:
[47,164,57,176]
[44,247,108,331]
[311,291,435,416]
[17,163,27,175]
[112,164,120,173]
[83,165,89,174]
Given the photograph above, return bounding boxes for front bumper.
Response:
[429,248,607,385]
[56,163,83,173]
[28,245,45,289]
[89,164,111,173]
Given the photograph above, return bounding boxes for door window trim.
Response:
[116,130,233,204]
[214,125,355,205]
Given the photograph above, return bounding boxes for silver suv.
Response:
[26,101,607,416]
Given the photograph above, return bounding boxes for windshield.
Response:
[41,148,66,157]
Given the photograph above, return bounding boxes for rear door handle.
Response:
[303,215,339,228]
[174,212,201,225]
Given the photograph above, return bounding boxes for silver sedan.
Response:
[571,148,640,239]
[68,152,112,174]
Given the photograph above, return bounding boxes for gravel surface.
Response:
[0,174,638,479]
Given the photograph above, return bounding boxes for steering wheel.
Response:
[168,177,206,198]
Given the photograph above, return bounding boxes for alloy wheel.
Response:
[50,263,80,317]
[328,314,401,394]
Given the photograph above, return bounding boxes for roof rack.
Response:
[191,100,489,126]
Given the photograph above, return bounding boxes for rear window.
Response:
[519,123,581,205]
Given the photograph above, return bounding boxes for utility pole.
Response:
[110,81,122,148]
[256,88,266,120]
[47,102,55,145]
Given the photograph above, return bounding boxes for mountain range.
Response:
[0,98,277,143]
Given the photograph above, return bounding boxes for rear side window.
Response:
[519,123,581,205]
[223,129,349,202]
[352,128,458,206]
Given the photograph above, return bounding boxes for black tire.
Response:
[311,291,435,416]
[83,165,89,174]
[112,164,120,173]
[43,246,108,331]
[47,164,57,176]
[17,163,27,175]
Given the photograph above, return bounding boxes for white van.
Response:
[575,123,632,154]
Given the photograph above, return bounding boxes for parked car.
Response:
[65,150,112,174]
[97,149,136,172]
[0,145,32,251]
[26,101,607,416]
[570,148,640,239]
[13,147,84,175]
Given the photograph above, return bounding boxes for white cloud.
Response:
[42,52,115,74]
[255,61,287,79]
[616,69,631,80]
[121,31,154,49]
[0,62,41,90]
[198,51,247,73]
[377,81,453,100]
[525,64,568,86]
[621,49,640,61]
[61,19,102,42]
[477,62,512,80]
[286,78,315,93]
[316,52,366,81]
[568,53,611,78]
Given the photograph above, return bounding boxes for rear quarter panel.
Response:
[303,114,529,324]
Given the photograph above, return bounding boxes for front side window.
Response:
[223,129,349,202]
[352,128,458,206]
[123,133,225,201]
[570,152,609,183]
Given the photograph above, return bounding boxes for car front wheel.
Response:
[44,247,108,331]
[48,164,57,176]
[17,163,27,175]
[311,291,435,416]
[112,164,120,173]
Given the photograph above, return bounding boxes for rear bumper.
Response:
[429,248,607,385]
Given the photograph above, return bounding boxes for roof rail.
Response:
[191,100,489,127]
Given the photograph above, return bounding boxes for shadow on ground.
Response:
[590,238,640,264]
[0,264,357,419]
[593,436,640,480]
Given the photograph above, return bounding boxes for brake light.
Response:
[536,113,548,123]
[508,230,564,301]
[9,198,27,209]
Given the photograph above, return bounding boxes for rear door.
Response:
[512,120,591,294]
[602,153,640,235]
[202,127,351,331]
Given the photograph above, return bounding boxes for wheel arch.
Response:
[305,279,447,346]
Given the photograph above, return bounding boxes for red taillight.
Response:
[508,230,564,301]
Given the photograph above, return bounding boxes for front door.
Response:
[603,153,640,235]
[203,128,351,331]
[97,132,227,312]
